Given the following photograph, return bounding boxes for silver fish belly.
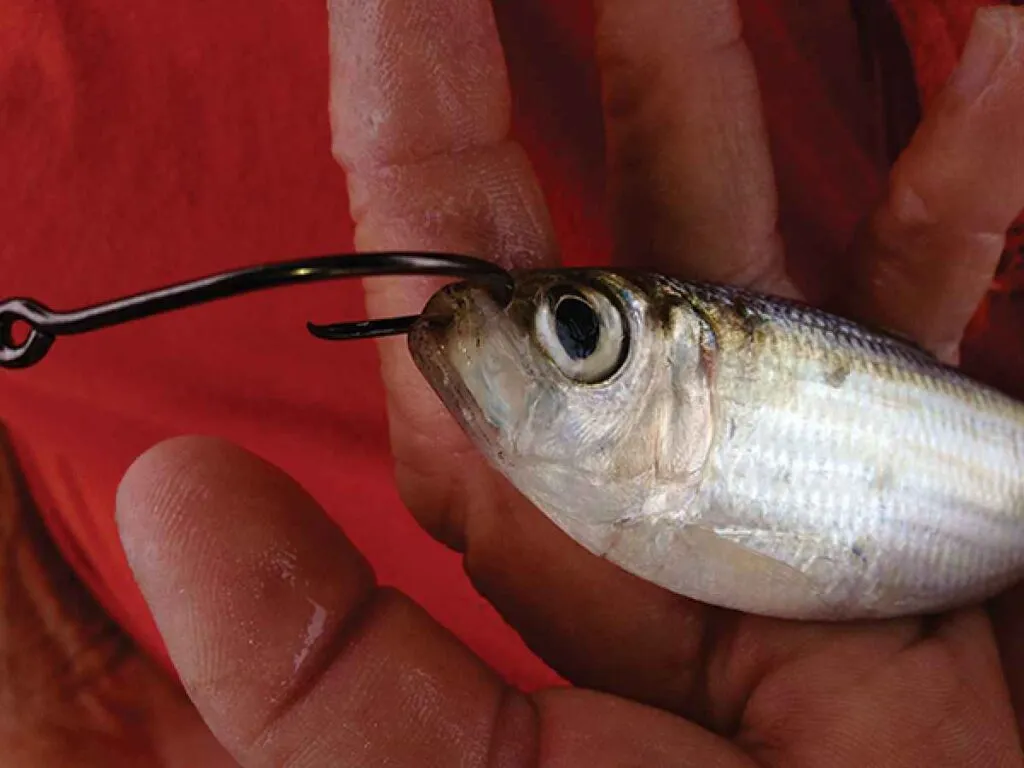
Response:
[408,269,1024,620]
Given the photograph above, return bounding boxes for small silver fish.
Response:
[408,269,1024,620]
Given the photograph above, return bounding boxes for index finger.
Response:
[594,0,795,297]
[328,0,559,543]
[329,0,559,284]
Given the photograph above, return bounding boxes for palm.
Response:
[108,2,1024,767]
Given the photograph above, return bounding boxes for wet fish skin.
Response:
[407,269,1024,620]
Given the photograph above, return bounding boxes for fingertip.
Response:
[115,435,372,594]
[117,434,227,511]
[115,435,226,576]
[115,436,300,565]
[945,6,1023,107]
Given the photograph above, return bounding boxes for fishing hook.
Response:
[0,251,513,369]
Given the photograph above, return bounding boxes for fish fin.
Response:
[602,519,874,619]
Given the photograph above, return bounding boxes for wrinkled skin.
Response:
[6,2,1024,767]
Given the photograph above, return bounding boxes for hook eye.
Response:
[0,301,55,369]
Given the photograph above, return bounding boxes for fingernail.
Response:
[946,8,1020,102]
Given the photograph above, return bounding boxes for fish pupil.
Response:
[554,294,600,359]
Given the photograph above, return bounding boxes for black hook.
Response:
[0,251,512,369]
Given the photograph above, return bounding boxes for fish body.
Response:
[408,269,1024,620]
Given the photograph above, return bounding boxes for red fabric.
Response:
[0,1,1018,692]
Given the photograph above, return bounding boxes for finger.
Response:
[594,0,796,296]
[115,437,744,767]
[733,609,1022,766]
[842,7,1024,360]
[327,0,559,549]
[328,0,558,317]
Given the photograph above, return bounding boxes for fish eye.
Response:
[534,284,627,383]
[554,293,600,359]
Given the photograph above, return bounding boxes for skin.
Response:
[3,2,1024,766]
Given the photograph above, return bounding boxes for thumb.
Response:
[115,436,733,768]
[328,0,559,548]
[115,436,508,766]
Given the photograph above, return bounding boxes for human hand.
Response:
[115,2,1024,766]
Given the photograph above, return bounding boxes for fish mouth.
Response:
[409,272,517,365]
[417,273,514,326]
[407,272,542,470]
[406,283,459,379]
[406,279,505,451]
[416,284,461,332]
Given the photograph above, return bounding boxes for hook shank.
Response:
[1,251,510,369]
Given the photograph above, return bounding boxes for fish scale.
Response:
[702,303,1024,601]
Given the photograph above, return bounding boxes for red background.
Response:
[0,0,1019,691]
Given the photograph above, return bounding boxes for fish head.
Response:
[407,269,715,539]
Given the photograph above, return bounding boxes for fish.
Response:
[406,268,1024,620]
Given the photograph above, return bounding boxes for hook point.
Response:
[306,315,419,341]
